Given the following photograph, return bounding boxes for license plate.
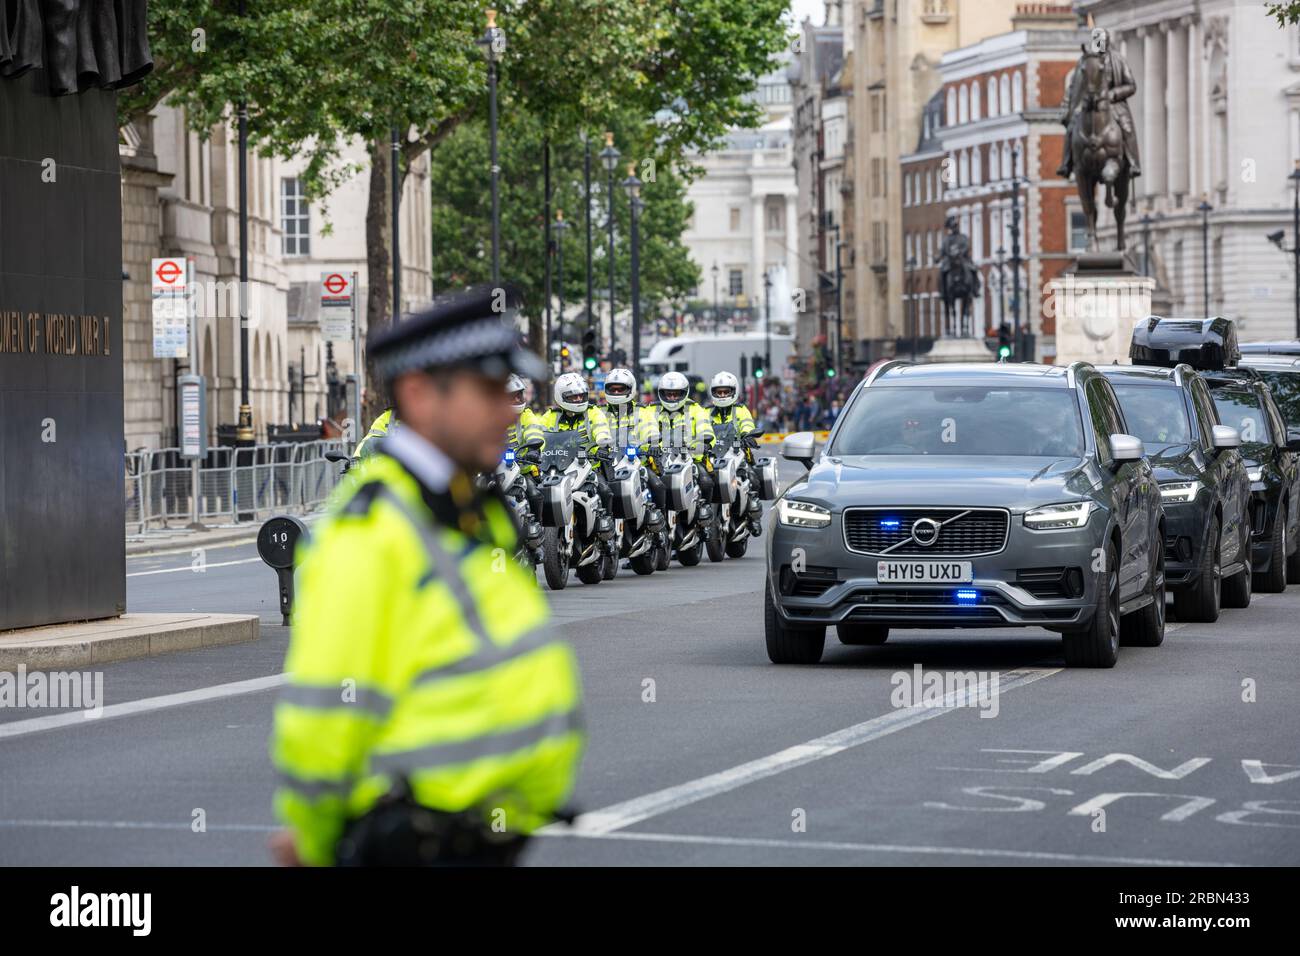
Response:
[875,560,972,583]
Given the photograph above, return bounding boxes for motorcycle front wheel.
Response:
[705,514,726,563]
[542,527,569,590]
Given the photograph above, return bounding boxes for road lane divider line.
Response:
[0,674,287,740]
[0,818,279,832]
[554,666,1060,836]
[537,828,1240,867]
[127,558,263,577]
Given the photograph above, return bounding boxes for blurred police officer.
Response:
[269,283,584,867]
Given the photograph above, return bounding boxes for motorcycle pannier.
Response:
[610,464,645,522]
[755,456,779,500]
[539,474,573,527]
[664,460,697,513]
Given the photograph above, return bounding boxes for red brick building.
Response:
[901,4,1087,363]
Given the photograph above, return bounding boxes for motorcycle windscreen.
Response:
[712,420,738,448]
[538,428,589,472]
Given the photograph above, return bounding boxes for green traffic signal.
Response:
[584,356,597,370]
[754,368,764,379]
[826,368,836,378]
[998,345,1012,359]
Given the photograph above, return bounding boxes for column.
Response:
[1142,25,1167,198]
[785,193,799,291]
[751,194,765,304]
[1166,20,1189,197]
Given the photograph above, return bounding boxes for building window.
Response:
[971,81,982,122]
[1012,71,1025,113]
[729,206,741,231]
[280,178,310,256]
[958,84,969,125]
[971,147,982,186]
[1069,211,1088,253]
[987,76,999,117]
[999,74,1011,116]
[946,88,957,127]
[988,144,1001,181]
[766,201,783,232]
[729,269,744,295]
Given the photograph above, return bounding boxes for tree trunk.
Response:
[363,136,393,429]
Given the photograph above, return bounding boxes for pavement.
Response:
[1,460,1298,866]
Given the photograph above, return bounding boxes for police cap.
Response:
[368,283,544,383]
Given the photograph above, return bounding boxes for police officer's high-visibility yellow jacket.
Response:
[507,408,545,452]
[708,404,757,444]
[352,408,395,459]
[644,400,714,462]
[604,403,657,451]
[271,440,584,866]
[536,406,612,456]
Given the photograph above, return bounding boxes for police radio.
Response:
[257,515,310,625]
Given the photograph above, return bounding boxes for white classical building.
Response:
[120,107,431,450]
[1079,0,1300,340]
[681,65,801,329]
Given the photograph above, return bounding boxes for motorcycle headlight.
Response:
[1159,480,1201,503]
[777,498,830,528]
[1247,468,1263,483]
[1024,500,1094,530]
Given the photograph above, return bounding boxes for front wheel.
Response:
[764,581,825,664]
[1254,502,1288,593]
[1120,537,1165,647]
[541,527,569,591]
[1062,540,1119,667]
[1173,518,1221,623]
[705,515,726,562]
[725,535,749,559]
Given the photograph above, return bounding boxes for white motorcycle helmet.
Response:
[657,371,690,412]
[604,367,636,406]
[553,371,590,414]
[709,371,739,408]
[506,373,527,413]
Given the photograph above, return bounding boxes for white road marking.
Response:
[0,674,287,740]
[127,558,263,577]
[556,666,1060,836]
[538,828,1241,867]
[0,819,278,832]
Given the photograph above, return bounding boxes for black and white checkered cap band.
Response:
[375,315,522,380]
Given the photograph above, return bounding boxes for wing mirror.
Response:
[781,431,817,471]
[1108,433,1144,464]
[1211,425,1241,450]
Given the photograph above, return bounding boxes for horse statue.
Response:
[938,216,982,338]
[1060,27,1141,252]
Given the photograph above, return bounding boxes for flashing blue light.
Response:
[626,446,638,458]
[955,589,979,604]
[504,450,516,463]
[880,519,901,529]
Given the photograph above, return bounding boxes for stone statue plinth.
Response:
[1050,256,1154,366]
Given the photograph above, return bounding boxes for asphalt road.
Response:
[2,472,1298,867]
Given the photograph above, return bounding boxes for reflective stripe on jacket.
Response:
[536,406,612,454]
[709,404,756,444]
[645,400,714,461]
[353,409,395,459]
[271,451,583,866]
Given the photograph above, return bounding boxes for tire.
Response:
[629,546,657,575]
[1120,536,1165,647]
[836,622,889,646]
[764,581,826,664]
[1062,540,1119,667]
[676,524,703,567]
[541,527,569,591]
[1173,517,1221,623]
[601,544,619,580]
[575,553,605,585]
[1223,565,1251,607]
[1254,502,1288,593]
[1288,512,1300,584]
[705,516,726,562]
[725,535,750,558]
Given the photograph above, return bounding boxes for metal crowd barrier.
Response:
[124,439,346,534]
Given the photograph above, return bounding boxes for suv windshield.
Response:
[1212,389,1271,446]
[831,386,1085,457]
[1256,370,1300,427]
[1109,383,1193,447]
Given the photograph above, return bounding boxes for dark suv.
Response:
[1240,356,1300,444]
[1203,370,1300,589]
[767,361,1165,669]
[1097,365,1251,620]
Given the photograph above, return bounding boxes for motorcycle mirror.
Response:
[324,451,348,463]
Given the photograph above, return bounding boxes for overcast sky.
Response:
[788,0,826,28]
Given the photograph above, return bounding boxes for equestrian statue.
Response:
[938,215,982,337]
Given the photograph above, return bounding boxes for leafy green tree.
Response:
[1266,3,1300,24]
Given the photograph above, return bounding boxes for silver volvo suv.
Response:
[765,361,1166,668]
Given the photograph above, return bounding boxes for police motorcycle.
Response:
[477,440,545,570]
[651,432,719,568]
[710,424,778,560]
[537,428,617,589]
[608,442,666,575]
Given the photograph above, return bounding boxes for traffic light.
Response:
[752,352,765,379]
[826,366,836,379]
[996,323,1012,360]
[739,353,749,381]
[560,345,571,367]
[582,329,598,370]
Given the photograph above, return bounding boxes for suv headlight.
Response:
[777,498,831,528]
[1247,468,1263,483]
[1024,500,1094,530]
[1159,480,1202,503]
